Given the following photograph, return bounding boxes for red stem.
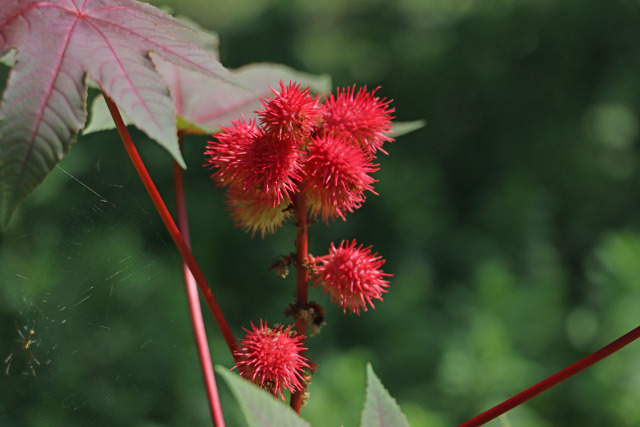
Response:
[290,191,309,413]
[103,93,237,357]
[173,137,225,427]
[458,324,640,427]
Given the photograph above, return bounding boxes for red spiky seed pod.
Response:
[233,321,310,400]
[259,81,322,141]
[204,116,260,188]
[225,188,293,238]
[311,240,391,314]
[304,134,378,221]
[321,86,395,156]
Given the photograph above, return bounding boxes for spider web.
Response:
[0,152,220,425]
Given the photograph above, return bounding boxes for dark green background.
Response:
[2,0,640,426]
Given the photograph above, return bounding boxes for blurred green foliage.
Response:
[2,0,640,426]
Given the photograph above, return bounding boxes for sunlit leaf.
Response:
[0,0,234,225]
[216,366,312,427]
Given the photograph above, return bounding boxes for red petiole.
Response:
[104,93,237,425]
[459,324,640,426]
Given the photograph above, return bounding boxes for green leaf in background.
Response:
[84,92,134,135]
[389,120,426,138]
[215,366,312,427]
[362,364,411,427]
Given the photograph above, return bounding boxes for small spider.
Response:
[4,320,40,377]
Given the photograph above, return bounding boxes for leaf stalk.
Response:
[458,324,640,427]
[173,136,226,427]
[102,92,237,357]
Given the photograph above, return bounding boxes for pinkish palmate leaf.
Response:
[0,0,235,225]
[85,62,331,135]
[156,62,331,133]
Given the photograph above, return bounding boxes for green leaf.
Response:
[361,364,410,427]
[388,120,426,138]
[0,49,16,67]
[84,94,133,135]
[176,115,214,135]
[215,366,312,427]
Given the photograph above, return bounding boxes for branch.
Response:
[290,191,310,413]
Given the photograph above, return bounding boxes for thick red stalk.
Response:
[458,324,640,427]
[103,93,237,356]
[173,138,225,427]
[290,191,309,413]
